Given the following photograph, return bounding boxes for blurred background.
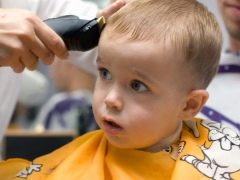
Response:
[199,0,228,50]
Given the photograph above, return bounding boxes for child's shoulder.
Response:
[34,129,104,163]
[0,130,105,179]
[0,158,31,179]
[183,118,239,138]
[181,118,240,148]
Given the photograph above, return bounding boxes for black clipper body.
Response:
[44,15,106,51]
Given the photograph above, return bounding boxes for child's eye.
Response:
[130,80,148,92]
[99,68,112,80]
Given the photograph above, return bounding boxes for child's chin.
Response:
[106,137,143,150]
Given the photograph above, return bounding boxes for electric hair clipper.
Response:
[44,15,106,51]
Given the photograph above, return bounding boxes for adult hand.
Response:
[97,0,128,20]
[0,8,68,73]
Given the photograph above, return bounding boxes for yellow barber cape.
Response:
[1,118,240,180]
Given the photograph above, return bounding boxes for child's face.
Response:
[93,32,189,151]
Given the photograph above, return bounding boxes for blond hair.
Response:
[106,0,222,88]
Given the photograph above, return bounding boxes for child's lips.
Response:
[102,118,123,136]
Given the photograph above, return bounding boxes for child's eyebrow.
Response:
[132,69,157,84]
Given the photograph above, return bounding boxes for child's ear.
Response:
[179,89,208,120]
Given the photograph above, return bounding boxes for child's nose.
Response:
[104,87,123,111]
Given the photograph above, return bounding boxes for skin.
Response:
[97,0,127,18]
[92,30,208,152]
[0,0,126,73]
[217,0,240,51]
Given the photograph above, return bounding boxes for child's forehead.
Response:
[99,30,184,63]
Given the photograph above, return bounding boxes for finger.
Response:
[0,53,21,68]
[12,58,25,73]
[97,0,126,20]
[0,58,11,66]
[33,19,69,59]
[20,50,39,71]
[0,41,21,67]
[29,34,55,65]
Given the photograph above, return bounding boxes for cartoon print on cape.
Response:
[181,120,240,180]
[16,163,42,178]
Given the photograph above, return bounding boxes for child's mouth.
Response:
[103,119,123,136]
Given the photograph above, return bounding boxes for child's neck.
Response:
[142,121,182,153]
